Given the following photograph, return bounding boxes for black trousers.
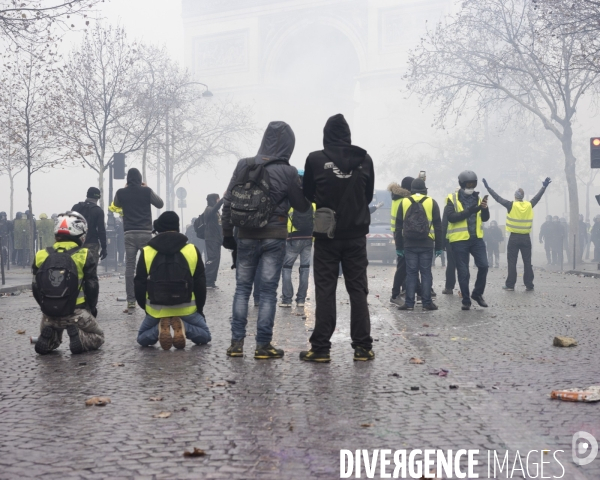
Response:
[544,242,551,263]
[205,240,221,286]
[445,243,457,290]
[311,236,372,353]
[506,233,534,288]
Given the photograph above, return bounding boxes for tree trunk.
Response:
[98,167,105,212]
[27,155,35,260]
[142,139,148,183]
[9,172,15,220]
[561,130,580,265]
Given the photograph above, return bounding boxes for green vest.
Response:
[401,194,435,240]
[35,241,88,306]
[446,193,483,242]
[143,243,198,318]
[506,201,533,234]
[391,198,402,233]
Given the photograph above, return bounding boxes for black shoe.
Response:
[431,289,437,297]
[526,286,534,291]
[353,346,375,361]
[67,325,84,354]
[254,343,284,359]
[471,295,488,307]
[397,303,414,311]
[502,285,514,291]
[461,304,471,311]
[422,303,438,311]
[206,284,218,290]
[442,288,453,295]
[226,340,244,357]
[299,350,331,363]
[35,326,54,355]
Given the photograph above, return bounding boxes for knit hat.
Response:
[153,211,180,233]
[401,176,415,191]
[87,187,101,199]
[515,188,524,200]
[410,178,427,194]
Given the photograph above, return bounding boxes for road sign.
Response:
[176,187,187,199]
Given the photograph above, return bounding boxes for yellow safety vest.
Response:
[287,203,316,233]
[143,243,198,318]
[391,198,402,233]
[401,194,435,240]
[35,241,88,306]
[109,202,123,217]
[506,201,533,234]
[446,192,483,242]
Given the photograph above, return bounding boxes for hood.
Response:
[322,114,366,173]
[206,194,220,206]
[147,232,189,255]
[387,182,411,199]
[127,168,143,186]
[256,121,295,162]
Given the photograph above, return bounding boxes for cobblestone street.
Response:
[1,262,599,479]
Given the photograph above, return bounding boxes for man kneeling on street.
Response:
[32,212,104,355]
[135,211,211,350]
[395,178,442,311]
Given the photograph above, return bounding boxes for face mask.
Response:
[463,188,475,195]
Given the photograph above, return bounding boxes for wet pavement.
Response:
[0,261,599,479]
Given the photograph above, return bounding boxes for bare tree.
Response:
[61,24,166,209]
[404,0,600,262]
[0,0,102,45]
[1,42,70,254]
[0,84,25,219]
[148,97,256,209]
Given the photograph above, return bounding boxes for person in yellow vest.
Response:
[388,177,413,304]
[482,177,551,291]
[445,171,490,310]
[395,178,442,311]
[134,211,211,350]
[31,211,104,355]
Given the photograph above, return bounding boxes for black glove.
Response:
[223,236,237,250]
[482,178,489,189]
[100,248,108,260]
[469,205,481,214]
[543,177,552,188]
[90,306,98,318]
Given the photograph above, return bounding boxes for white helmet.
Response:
[54,211,88,238]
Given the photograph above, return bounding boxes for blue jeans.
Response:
[137,311,211,346]
[405,247,433,307]
[281,239,312,303]
[451,237,489,306]
[231,238,286,345]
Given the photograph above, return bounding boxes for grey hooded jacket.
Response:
[222,121,310,240]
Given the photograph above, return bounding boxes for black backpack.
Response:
[403,197,431,240]
[147,252,193,306]
[194,212,206,240]
[290,204,314,232]
[230,158,285,229]
[35,247,83,317]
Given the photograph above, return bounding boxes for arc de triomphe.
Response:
[183,0,449,167]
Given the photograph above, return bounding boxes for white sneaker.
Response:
[296,302,305,308]
[278,302,292,308]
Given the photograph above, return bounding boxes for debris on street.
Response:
[553,336,577,347]
[551,386,600,402]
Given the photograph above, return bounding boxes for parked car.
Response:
[367,189,396,264]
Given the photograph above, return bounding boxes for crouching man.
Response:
[135,211,211,350]
[32,212,104,355]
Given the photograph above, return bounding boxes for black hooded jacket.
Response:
[204,194,224,243]
[114,168,164,232]
[303,114,375,240]
[134,232,206,316]
[71,200,107,250]
[222,121,310,240]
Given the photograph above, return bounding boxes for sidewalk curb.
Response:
[566,270,600,278]
[0,271,121,294]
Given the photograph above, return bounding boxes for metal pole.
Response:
[109,163,114,207]
[0,235,5,286]
[165,111,170,211]
[180,206,184,227]
[573,234,576,270]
